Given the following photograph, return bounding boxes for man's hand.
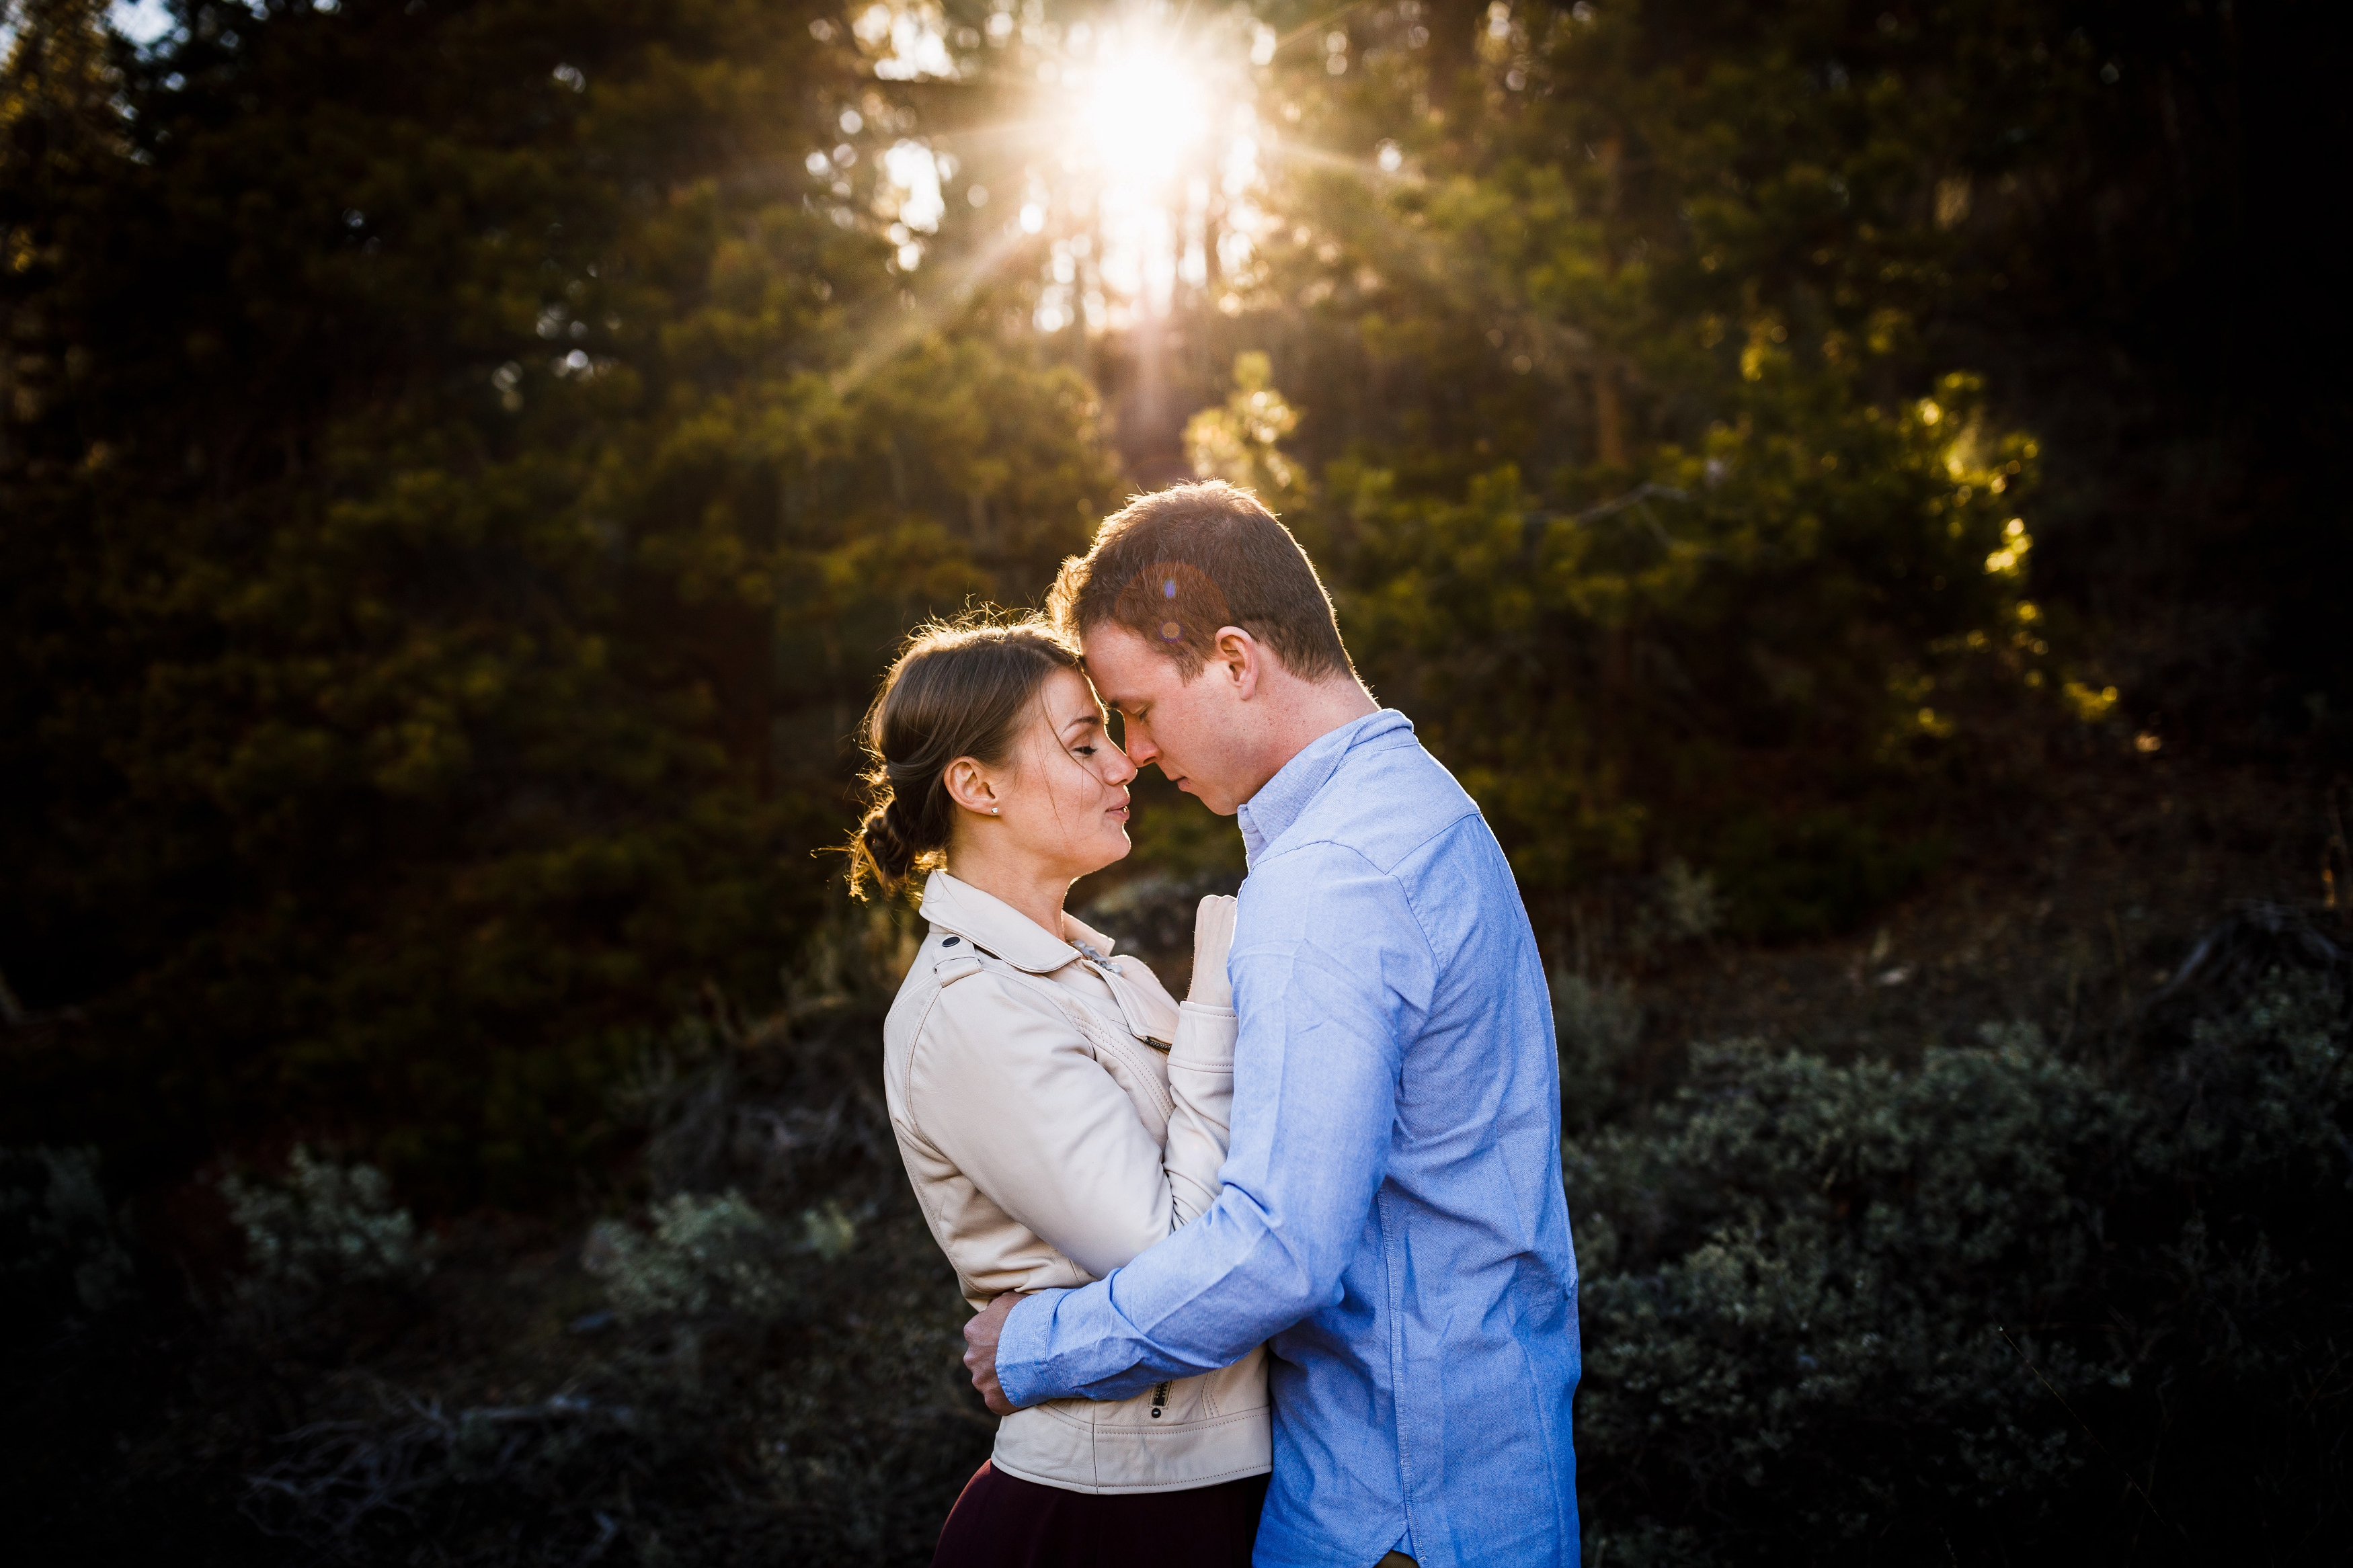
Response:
[963,1292,1020,1416]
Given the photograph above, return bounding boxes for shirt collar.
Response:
[918,870,1117,973]
[1236,708,1413,866]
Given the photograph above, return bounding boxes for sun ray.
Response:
[830,221,1037,398]
[1255,136,1399,181]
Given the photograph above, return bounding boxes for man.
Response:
[963,481,1581,1567]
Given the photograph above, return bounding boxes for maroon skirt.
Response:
[931,1460,1269,1568]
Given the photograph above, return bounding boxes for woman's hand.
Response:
[1187,894,1238,1009]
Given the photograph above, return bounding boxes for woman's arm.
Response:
[908,899,1243,1282]
[910,974,1181,1280]
[1164,895,1239,1226]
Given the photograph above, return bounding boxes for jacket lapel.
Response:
[918,873,1177,1048]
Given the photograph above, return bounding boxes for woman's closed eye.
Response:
[1062,711,1109,759]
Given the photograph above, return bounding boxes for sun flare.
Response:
[1012,19,1260,330]
[1073,48,1212,189]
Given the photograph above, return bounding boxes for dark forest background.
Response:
[3,0,2348,1562]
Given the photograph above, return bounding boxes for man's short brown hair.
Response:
[1047,481,1356,683]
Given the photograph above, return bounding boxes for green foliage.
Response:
[227,908,977,1566]
[582,901,906,1326]
[1633,858,1726,951]
[0,0,1120,1200]
[1552,968,1642,1136]
[1279,358,2032,930]
[1184,350,1306,506]
[1572,1032,2116,1549]
[1193,1,2079,934]
[586,1190,858,1323]
[1570,971,2353,1558]
[0,1,2342,1558]
[218,1144,428,1307]
[1710,808,1947,942]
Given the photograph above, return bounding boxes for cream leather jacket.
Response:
[881,872,1270,1495]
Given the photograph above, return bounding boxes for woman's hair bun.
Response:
[856,799,918,890]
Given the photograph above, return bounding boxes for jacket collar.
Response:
[1237,708,1414,866]
[918,872,1176,1047]
[918,870,1115,975]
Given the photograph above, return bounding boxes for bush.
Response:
[1572,1031,2118,1556]
[1570,964,2353,1560]
[1710,809,1947,942]
[585,1191,859,1325]
[1554,969,1644,1137]
[231,914,980,1567]
[0,1145,134,1335]
[221,1147,427,1292]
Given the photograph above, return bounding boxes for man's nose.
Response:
[1122,722,1158,766]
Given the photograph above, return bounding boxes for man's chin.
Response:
[1172,776,1240,817]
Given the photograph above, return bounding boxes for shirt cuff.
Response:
[997,1286,1070,1409]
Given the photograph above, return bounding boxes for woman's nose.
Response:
[1105,743,1139,786]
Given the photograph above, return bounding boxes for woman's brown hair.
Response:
[846,614,1083,897]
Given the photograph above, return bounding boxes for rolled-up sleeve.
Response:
[998,844,1436,1406]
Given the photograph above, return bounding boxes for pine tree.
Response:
[0,0,1119,1200]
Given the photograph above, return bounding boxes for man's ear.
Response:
[1211,626,1264,700]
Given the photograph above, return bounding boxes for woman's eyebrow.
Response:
[1060,712,1103,735]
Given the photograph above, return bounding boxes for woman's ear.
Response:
[941,756,1000,817]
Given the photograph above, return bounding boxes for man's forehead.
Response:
[1078,623,1175,703]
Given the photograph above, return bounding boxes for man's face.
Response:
[1080,622,1257,816]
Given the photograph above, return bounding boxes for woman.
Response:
[848,616,1271,1568]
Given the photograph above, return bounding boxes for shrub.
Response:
[0,1145,134,1333]
[232,927,952,1566]
[1710,809,1948,942]
[1572,1030,2122,1555]
[1554,969,1644,1137]
[217,1146,428,1333]
[584,1191,831,1325]
[1634,860,1727,953]
[1570,967,2353,1559]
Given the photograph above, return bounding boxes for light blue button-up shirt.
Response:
[998,710,1581,1567]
